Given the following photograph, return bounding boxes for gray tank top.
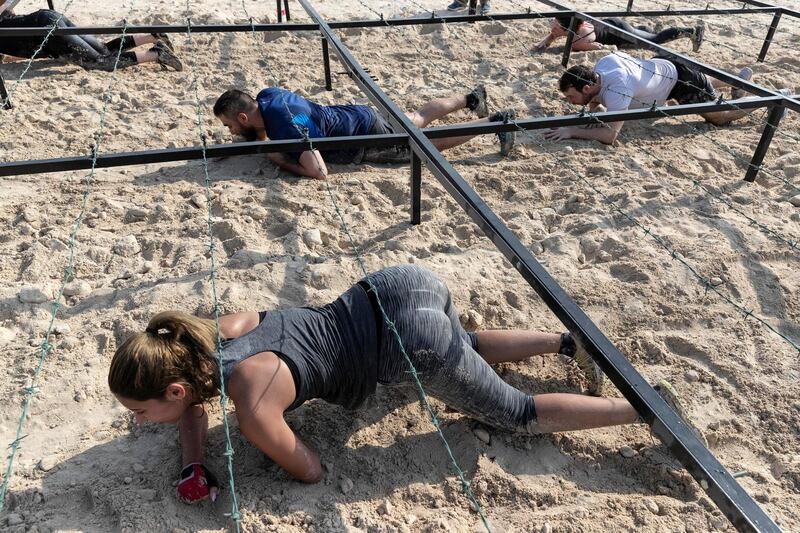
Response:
[218,284,378,411]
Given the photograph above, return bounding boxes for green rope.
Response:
[183,10,242,531]
[239,14,491,530]
[0,1,134,511]
[0,0,76,109]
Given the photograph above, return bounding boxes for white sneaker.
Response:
[730,67,753,100]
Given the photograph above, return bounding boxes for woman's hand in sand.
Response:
[176,463,220,504]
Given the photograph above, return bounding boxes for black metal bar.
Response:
[300,0,780,531]
[424,95,787,137]
[758,11,782,62]
[2,96,789,176]
[321,37,332,90]
[744,104,785,182]
[2,96,786,175]
[283,0,291,21]
[276,0,283,22]
[0,68,11,110]
[0,7,782,36]
[411,152,421,225]
[0,134,408,177]
[737,0,800,20]
[47,0,54,9]
[626,0,633,12]
[468,0,477,16]
[535,0,800,113]
[561,15,579,67]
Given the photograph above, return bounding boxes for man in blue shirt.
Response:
[213,86,515,180]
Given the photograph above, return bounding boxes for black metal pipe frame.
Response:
[0,6,781,37]
[561,15,579,68]
[758,10,782,62]
[738,0,800,20]
[745,104,786,182]
[0,69,11,110]
[297,0,780,531]
[536,0,799,112]
[1,95,789,177]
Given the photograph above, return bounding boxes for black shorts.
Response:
[663,59,717,105]
[358,108,411,165]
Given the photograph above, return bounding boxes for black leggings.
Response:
[0,10,139,71]
[595,17,693,48]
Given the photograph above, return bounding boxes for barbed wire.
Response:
[0,0,77,109]
[391,0,800,352]
[183,4,242,529]
[234,3,491,529]
[0,0,134,511]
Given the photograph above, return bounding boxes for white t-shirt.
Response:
[594,53,678,111]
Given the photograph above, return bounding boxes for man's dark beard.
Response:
[241,127,258,142]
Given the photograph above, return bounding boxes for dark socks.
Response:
[489,110,506,122]
[465,91,479,111]
[559,332,576,357]
[105,35,137,52]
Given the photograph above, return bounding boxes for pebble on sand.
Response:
[473,427,491,445]
[63,280,91,297]
[18,286,49,304]
[113,235,141,257]
[303,229,323,247]
[619,446,637,458]
[340,477,354,494]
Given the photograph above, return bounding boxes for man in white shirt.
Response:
[544,52,757,145]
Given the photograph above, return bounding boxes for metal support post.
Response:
[284,0,291,21]
[0,69,12,110]
[276,0,283,22]
[321,37,332,90]
[744,104,785,182]
[47,0,54,9]
[468,0,477,15]
[626,0,633,12]
[411,151,422,225]
[561,15,579,67]
[758,11,781,62]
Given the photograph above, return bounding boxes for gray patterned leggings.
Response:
[363,265,540,434]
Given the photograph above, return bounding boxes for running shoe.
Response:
[493,109,516,156]
[152,41,183,72]
[152,33,175,52]
[446,0,467,10]
[469,84,488,118]
[731,66,753,100]
[692,23,704,52]
[569,334,605,396]
[653,379,708,446]
[479,0,492,15]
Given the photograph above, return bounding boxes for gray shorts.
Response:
[357,108,412,165]
[363,265,540,434]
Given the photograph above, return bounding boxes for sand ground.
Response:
[1,0,799,531]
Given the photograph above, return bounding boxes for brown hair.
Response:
[108,311,220,403]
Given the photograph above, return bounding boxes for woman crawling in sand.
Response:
[108,264,700,502]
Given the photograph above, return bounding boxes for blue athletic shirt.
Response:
[256,87,376,163]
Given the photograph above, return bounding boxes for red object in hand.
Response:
[176,463,219,504]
